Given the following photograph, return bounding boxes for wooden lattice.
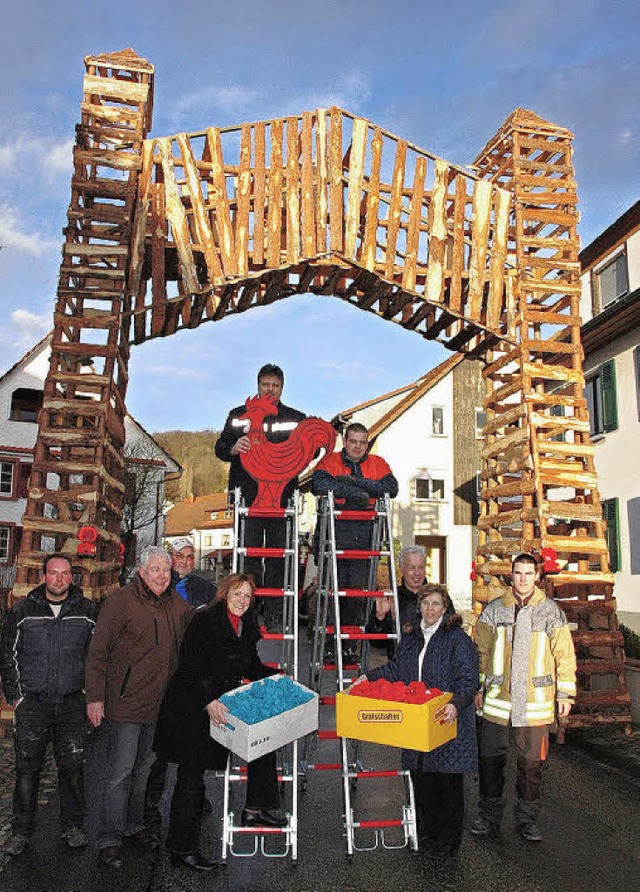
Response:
[13,50,629,727]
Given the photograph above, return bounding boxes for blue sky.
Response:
[1,0,638,431]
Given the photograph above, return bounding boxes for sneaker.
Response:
[6,833,29,856]
[63,826,88,848]
[125,826,160,849]
[518,821,543,842]
[469,814,499,837]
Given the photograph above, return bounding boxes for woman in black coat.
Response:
[153,573,286,870]
[356,583,478,860]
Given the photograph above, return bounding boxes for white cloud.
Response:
[173,84,264,120]
[43,138,74,177]
[0,204,59,255]
[146,364,210,381]
[0,134,73,179]
[10,309,51,345]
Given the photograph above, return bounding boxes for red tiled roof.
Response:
[164,492,232,536]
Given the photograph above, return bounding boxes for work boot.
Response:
[63,826,88,848]
[469,814,500,837]
[6,833,29,856]
[518,821,543,842]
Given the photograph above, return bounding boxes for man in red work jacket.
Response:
[312,423,398,658]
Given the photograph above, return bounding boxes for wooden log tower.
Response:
[12,50,629,727]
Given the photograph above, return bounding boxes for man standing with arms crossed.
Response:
[470,553,577,842]
[0,554,98,856]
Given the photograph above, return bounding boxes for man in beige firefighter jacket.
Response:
[470,553,577,843]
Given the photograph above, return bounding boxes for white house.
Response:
[300,354,484,611]
[579,200,640,632]
[163,492,234,576]
[0,334,181,568]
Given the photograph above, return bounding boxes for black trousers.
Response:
[166,751,280,854]
[12,692,88,835]
[244,516,286,589]
[411,771,465,849]
[478,719,548,826]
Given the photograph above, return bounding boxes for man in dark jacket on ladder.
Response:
[0,554,98,856]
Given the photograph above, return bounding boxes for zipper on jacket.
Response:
[154,616,159,646]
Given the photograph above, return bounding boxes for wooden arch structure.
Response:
[13,49,629,727]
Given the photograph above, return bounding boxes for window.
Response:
[602,498,620,573]
[210,511,218,520]
[9,388,43,422]
[415,478,445,500]
[222,534,232,547]
[550,403,565,442]
[224,509,233,519]
[475,408,487,439]
[0,526,10,562]
[0,461,15,497]
[204,535,213,547]
[596,252,628,309]
[431,406,444,436]
[585,359,618,436]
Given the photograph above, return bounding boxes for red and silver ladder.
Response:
[303,491,418,857]
[218,488,301,860]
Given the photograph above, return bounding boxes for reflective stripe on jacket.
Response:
[475,586,576,727]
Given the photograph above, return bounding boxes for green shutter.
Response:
[550,402,565,442]
[601,359,618,432]
[602,497,620,573]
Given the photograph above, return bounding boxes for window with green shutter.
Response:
[584,359,618,436]
[602,497,620,573]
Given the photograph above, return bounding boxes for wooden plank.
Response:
[344,117,368,260]
[543,500,602,521]
[176,133,224,286]
[362,128,382,271]
[486,186,510,331]
[150,182,167,338]
[253,122,266,265]
[128,139,154,301]
[300,111,316,258]
[315,109,328,253]
[448,175,467,314]
[467,179,492,320]
[285,117,300,264]
[423,159,447,301]
[266,119,284,267]
[236,124,252,276]
[205,127,236,277]
[329,108,344,253]
[384,139,407,280]
[401,156,426,293]
[156,138,199,294]
[83,74,149,104]
[543,535,608,554]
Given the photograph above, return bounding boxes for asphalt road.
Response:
[0,721,638,892]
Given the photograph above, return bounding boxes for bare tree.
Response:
[121,440,170,568]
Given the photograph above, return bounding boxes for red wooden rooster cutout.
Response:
[238,394,336,508]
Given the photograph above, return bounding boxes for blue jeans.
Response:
[98,720,155,849]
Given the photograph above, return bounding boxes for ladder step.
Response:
[255,587,293,597]
[355,820,403,829]
[334,509,379,520]
[320,696,336,705]
[335,549,384,559]
[338,588,386,598]
[243,506,291,518]
[240,547,293,558]
[231,825,288,835]
[259,629,295,641]
[318,730,338,740]
[351,770,407,779]
[305,763,342,771]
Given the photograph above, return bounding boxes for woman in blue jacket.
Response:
[358,583,478,859]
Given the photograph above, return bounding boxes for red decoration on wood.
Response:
[239,394,336,509]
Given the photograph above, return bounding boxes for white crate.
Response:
[210,675,319,762]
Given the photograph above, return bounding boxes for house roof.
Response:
[582,286,640,356]
[339,353,464,440]
[164,492,232,536]
[0,331,52,387]
[299,353,463,487]
[579,200,640,271]
[0,332,181,475]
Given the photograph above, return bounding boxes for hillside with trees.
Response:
[153,429,228,502]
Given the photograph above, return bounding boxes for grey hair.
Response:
[139,545,171,570]
[399,545,426,568]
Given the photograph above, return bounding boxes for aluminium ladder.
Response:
[218,488,301,860]
[304,491,418,858]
